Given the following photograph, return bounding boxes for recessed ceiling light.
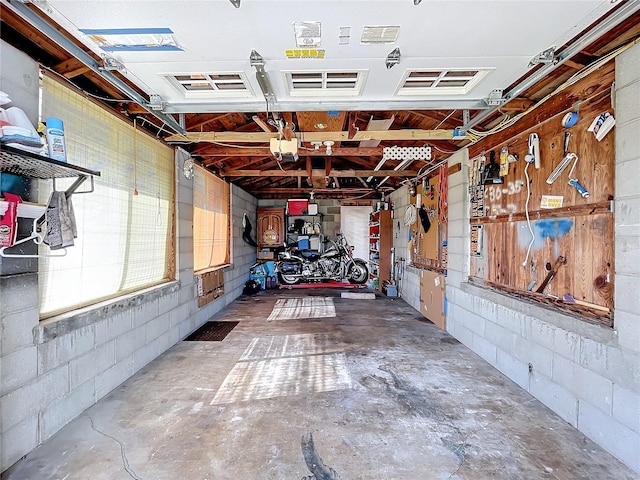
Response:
[314,123,328,129]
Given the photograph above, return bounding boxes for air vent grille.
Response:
[361,26,400,44]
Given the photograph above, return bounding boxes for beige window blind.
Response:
[193,164,230,272]
[38,74,175,317]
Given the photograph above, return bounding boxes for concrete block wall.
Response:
[389,186,420,311]
[0,144,257,470]
[440,45,640,473]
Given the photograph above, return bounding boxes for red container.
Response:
[287,199,308,215]
[0,192,22,247]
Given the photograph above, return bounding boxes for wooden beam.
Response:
[447,163,462,176]
[166,129,456,143]
[252,115,273,132]
[282,112,294,141]
[196,146,385,157]
[469,201,612,225]
[54,58,90,78]
[220,169,420,177]
[498,97,534,112]
[348,112,358,139]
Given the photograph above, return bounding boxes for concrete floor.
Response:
[4,289,637,480]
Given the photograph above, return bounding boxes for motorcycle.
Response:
[276,233,369,285]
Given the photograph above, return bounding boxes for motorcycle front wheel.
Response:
[279,273,300,285]
[347,259,369,284]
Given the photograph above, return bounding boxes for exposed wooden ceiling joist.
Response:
[220,169,419,177]
[166,129,456,144]
[195,147,387,157]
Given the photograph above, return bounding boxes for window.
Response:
[285,70,367,97]
[38,74,175,317]
[396,69,491,96]
[193,164,230,272]
[165,72,253,98]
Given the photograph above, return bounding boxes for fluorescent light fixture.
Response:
[79,27,182,52]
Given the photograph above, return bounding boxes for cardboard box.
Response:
[257,249,274,260]
[420,269,446,330]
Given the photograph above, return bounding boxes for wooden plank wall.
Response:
[468,61,615,325]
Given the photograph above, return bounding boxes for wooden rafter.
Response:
[166,129,456,143]
[191,146,387,157]
[220,169,419,177]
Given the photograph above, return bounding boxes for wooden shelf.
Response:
[369,209,392,292]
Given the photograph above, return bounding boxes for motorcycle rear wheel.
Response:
[348,259,369,284]
[279,273,300,285]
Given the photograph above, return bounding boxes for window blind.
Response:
[193,164,230,272]
[38,74,175,317]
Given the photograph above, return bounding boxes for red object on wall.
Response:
[0,192,22,247]
[287,199,309,215]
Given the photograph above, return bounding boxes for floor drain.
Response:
[184,321,239,341]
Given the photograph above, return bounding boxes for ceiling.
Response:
[1,0,639,199]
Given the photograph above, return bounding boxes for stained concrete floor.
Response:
[4,289,637,480]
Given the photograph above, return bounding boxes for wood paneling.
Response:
[468,66,615,324]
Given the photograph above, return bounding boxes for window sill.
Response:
[460,282,618,346]
[194,264,230,275]
[34,281,180,344]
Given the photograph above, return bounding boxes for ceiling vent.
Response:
[285,71,367,97]
[164,72,253,98]
[396,69,491,96]
[361,26,400,44]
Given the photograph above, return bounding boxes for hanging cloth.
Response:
[242,212,258,248]
[44,191,77,249]
[418,204,431,234]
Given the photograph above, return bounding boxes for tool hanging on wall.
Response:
[546,152,589,197]
[546,153,577,184]
[535,255,566,293]
[563,132,571,155]
[526,133,541,169]
[499,146,509,177]
[483,150,503,184]
[567,159,590,198]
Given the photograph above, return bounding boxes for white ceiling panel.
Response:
[39,0,618,112]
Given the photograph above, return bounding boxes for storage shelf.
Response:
[1,145,101,179]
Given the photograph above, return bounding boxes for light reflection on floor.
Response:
[211,333,351,405]
[267,297,336,321]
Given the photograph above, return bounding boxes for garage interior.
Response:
[1,1,639,478]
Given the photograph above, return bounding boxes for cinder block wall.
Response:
[442,45,640,473]
[389,187,420,311]
[0,42,257,471]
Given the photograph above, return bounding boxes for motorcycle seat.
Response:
[297,249,321,261]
